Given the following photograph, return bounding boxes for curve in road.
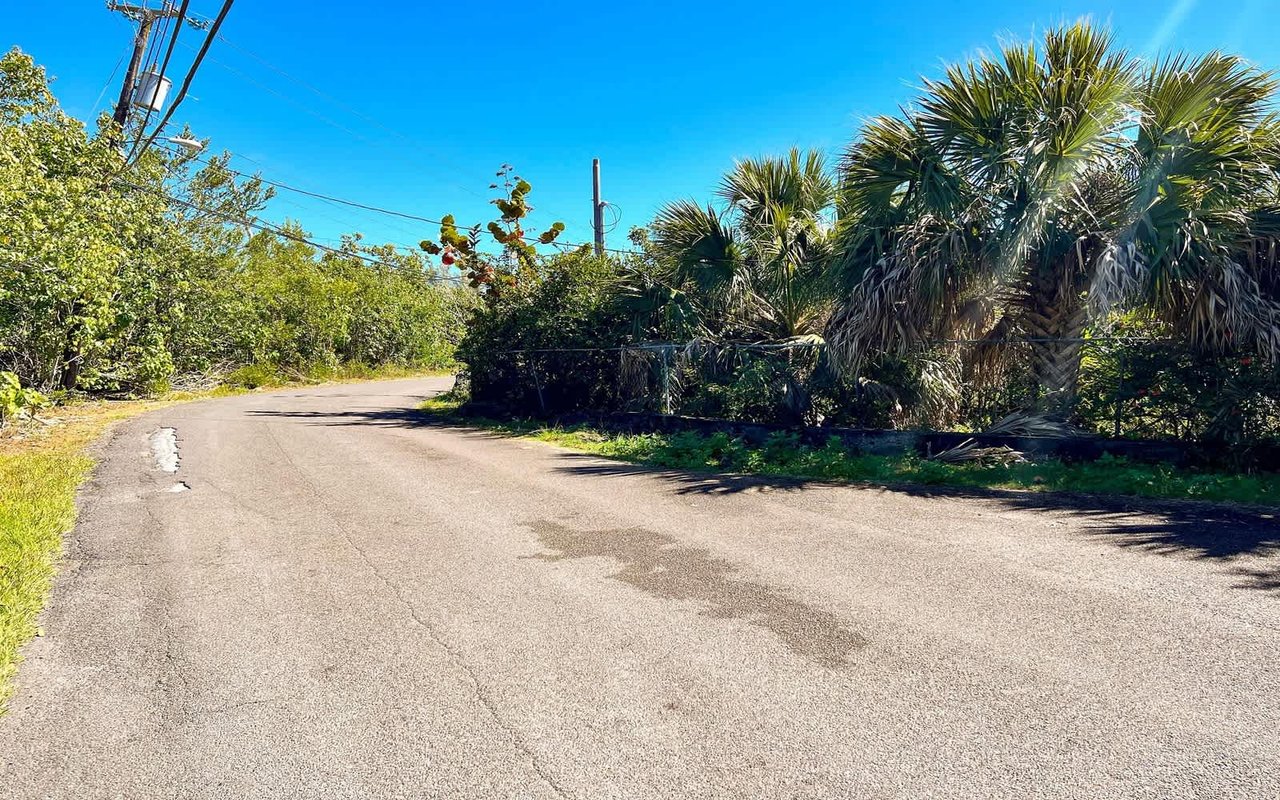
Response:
[2,377,1278,798]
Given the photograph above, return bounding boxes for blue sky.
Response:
[6,1,1278,255]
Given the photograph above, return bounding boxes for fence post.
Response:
[529,356,547,415]
[1114,347,1124,438]
[660,346,672,415]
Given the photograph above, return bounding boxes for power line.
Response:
[175,42,488,204]
[91,40,133,115]
[138,7,168,74]
[113,7,605,254]
[181,17,487,202]
[150,145,480,261]
[116,178,466,283]
[163,16,616,249]
[127,0,190,160]
[150,142,648,259]
[159,144,438,254]
[126,0,234,168]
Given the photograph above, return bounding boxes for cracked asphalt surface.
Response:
[2,377,1279,798]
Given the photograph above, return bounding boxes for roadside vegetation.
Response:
[1,49,474,402]
[422,391,1280,508]
[450,22,1280,484]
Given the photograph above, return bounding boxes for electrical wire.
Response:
[177,44,488,204]
[149,142,649,259]
[138,6,169,75]
[115,4,599,257]
[182,16,487,202]
[116,178,465,282]
[162,11,625,251]
[127,0,191,160]
[125,0,234,169]
[602,201,623,233]
[91,40,133,115]
[152,145,443,256]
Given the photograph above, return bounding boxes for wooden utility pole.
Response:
[592,158,605,256]
[106,2,202,138]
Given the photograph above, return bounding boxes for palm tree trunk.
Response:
[1022,265,1089,418]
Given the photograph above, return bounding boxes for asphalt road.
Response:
[3,377,1279,799]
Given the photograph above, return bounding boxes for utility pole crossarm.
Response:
[107,1,206,26]
[107,1,207,136]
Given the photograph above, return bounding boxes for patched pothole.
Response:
[150,427,180,473]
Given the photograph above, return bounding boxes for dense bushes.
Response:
[459,251,632,413]
[452,23,1280,471]
[455,234,1280,466]
[1074,335,1280,456]
[0,49,473,397]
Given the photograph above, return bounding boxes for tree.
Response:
[2,47,472,394]
[0,48,139,390]
[828,22,1280,415]
[638,148,836,342]
[420,165,565,301]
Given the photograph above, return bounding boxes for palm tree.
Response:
[828,22,1280,416]
[638,148,836,341]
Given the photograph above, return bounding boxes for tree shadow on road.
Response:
[242,406,1280,595]
[552,453,1280,595]
[243,406,515,435]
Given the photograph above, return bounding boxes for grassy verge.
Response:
[0,397,179,710]
[421,391,1280,508]
[0,364,451,711]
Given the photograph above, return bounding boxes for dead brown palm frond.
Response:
[928,438,1029,465]
[983,410,1085,438]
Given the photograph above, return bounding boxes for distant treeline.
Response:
[0,49,475,396]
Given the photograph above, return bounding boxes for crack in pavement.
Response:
[261,422,575,800]
[191,695,302,718]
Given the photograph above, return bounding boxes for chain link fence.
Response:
[472,338,1280,455]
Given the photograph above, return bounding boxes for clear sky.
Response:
[5,1,1278,255]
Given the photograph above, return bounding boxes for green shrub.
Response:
[0,371,46,426]
[224,364,283,390]
[0,50,474,398]
[458,251,633,414]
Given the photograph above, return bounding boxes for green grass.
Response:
[421,392,1280,508]
[0,451,91,709]
[0,396,172,711]
[0,363,452,712]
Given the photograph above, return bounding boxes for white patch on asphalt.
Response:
[150,428,180,473]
